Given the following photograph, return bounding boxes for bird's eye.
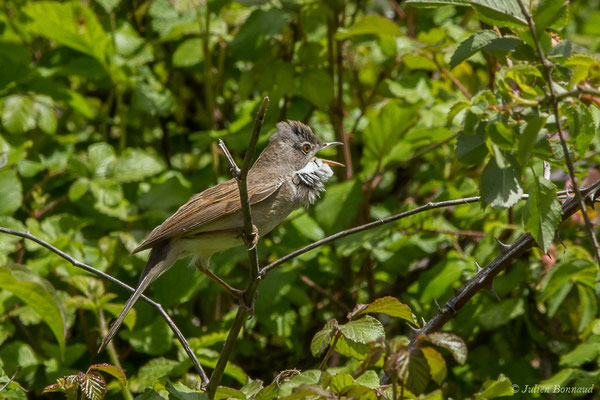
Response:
[302,143,312,154]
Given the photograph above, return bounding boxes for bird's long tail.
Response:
[98,244,171,352]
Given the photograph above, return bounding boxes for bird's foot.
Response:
[240,224,259,250]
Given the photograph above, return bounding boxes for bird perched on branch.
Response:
[99,121,343,351]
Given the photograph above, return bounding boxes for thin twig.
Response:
[259,188,580,277]
[0,227,210,387]
[407,179,600,351]
[420,51,472,99]
[516,0,600,267]
[207,97,269,399]
[0,366,21,392]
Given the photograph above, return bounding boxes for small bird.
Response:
[99,121,342,351]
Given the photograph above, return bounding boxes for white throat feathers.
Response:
[294,158,334,205]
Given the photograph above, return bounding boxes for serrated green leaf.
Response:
[450,30,498,69]
[350,296,415,324]
[0,267,65,355]
[475,374,514,399]
[426,332,467,365]
[479,298,524,330]
[311,320,336,357]
[480,153,523,208]
[23,1,112,65]
[329,373,355,394]
[525,175,561,253]
[339,315,385,344]
[88,364,126,386]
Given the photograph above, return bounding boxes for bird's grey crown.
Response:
[272,121,322,146]
[294,158,334,205]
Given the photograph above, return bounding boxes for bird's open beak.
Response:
[316,141,345,167]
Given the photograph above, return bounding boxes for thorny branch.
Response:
[517,0,600,267]
[0,227,210,387]
[207,96,269,399]
[408,179,600,351]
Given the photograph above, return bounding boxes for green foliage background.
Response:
[1,0,600,398]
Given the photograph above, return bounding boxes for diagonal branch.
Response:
[0,227,210,387]
[260,189,575,277]
[208,96,269,398]
[408,179,600,350]
[516,0,600,267]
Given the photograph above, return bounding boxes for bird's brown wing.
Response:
[131,177,282,254]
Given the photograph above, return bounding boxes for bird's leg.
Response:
[194,260,243,299]
[239,224,259,250]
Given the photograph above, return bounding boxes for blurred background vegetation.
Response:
[1,0,600,398]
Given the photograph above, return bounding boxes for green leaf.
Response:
[214,386,245,400]
[112,148,165,183]
[362,101,419,175]
[330,373,355,394]
[450,30,498,69]
[313,179,362,234]
[290,213,324,241]
[0,169,23,215]
[479,297,525,330]
[337,15,402,39]
[2,95,36,134]
[480,153,523,208]
[559,338,600,367]
[475,374,514,399]
[350,296,415,324]
[405,0,527,26]
[172,38,204,67]
[562,103,595,158]
[311,320,336,357]
[0,268,66,355]
[298,69,333,108]
[334,335,371,361]
[23,1,112,65]
[576,285,597,333]
[88,364,127,386]
[421,346,447,385]
[339,315,385,344]
[525,175,561,253]
[539,259,597,302]
[255,384,278,400]
[534,0,568,34]
[456,127,487,165]
[396,349,430,395]
[165,381,208,400]
[426,332,467,365]
[130,358,179,389]
[121,317,173,355]
[517,116,546,165]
